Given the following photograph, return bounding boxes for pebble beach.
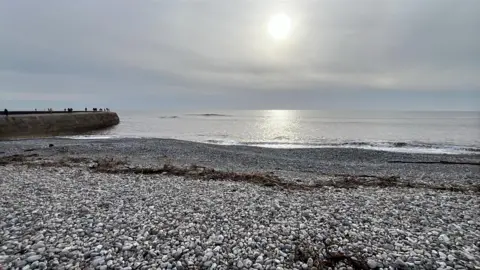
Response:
[1,138,479,270]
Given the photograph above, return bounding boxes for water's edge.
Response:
[53,135,480,155]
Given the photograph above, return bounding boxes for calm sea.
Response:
[65,110,480,155]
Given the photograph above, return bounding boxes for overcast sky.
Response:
[1,0,479,110]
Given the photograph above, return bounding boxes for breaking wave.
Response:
[187,113,232,117]
[204,140,480,154]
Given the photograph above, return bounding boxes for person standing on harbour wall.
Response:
[3,109,8,117]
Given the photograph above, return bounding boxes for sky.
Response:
[1,0,479,111]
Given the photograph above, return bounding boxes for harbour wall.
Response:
[0,112,120,139]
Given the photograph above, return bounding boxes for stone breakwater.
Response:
[0,112,119,139]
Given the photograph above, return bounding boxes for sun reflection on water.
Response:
[258,110,299,142]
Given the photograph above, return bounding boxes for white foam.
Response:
[247,143,319,149]
[347,145,472,155]
[58,135,143,140]
[243,142,476,154]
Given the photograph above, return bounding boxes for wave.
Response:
[187,113,232,117]
[334,141,480,154]
[58,135,147,140]
[158,116,179,119]
[59,135,124,140]
[205,139,240,145]
[205,139,480,154]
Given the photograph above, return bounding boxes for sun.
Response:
[268,14,291,40]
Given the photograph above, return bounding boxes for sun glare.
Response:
[268,14,291,40]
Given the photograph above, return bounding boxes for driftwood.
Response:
[1,154,479,193]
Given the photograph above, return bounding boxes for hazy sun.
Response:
[268,14,291,40]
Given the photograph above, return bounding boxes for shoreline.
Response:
[33,135,480,155]
[1,138,478,184]
[1,138,479,269]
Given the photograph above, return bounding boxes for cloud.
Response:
[0,0,479,110]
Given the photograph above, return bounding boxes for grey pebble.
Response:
[26,255,42,263]
[367,259,378,269]
[91,257,105,267]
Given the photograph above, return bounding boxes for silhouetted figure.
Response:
[64,108,67,112]
[4,109,8,117]
[85,108,87,112]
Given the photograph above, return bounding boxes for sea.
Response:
[64,110,480,155]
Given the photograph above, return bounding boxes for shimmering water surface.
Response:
[66,110,480,154]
